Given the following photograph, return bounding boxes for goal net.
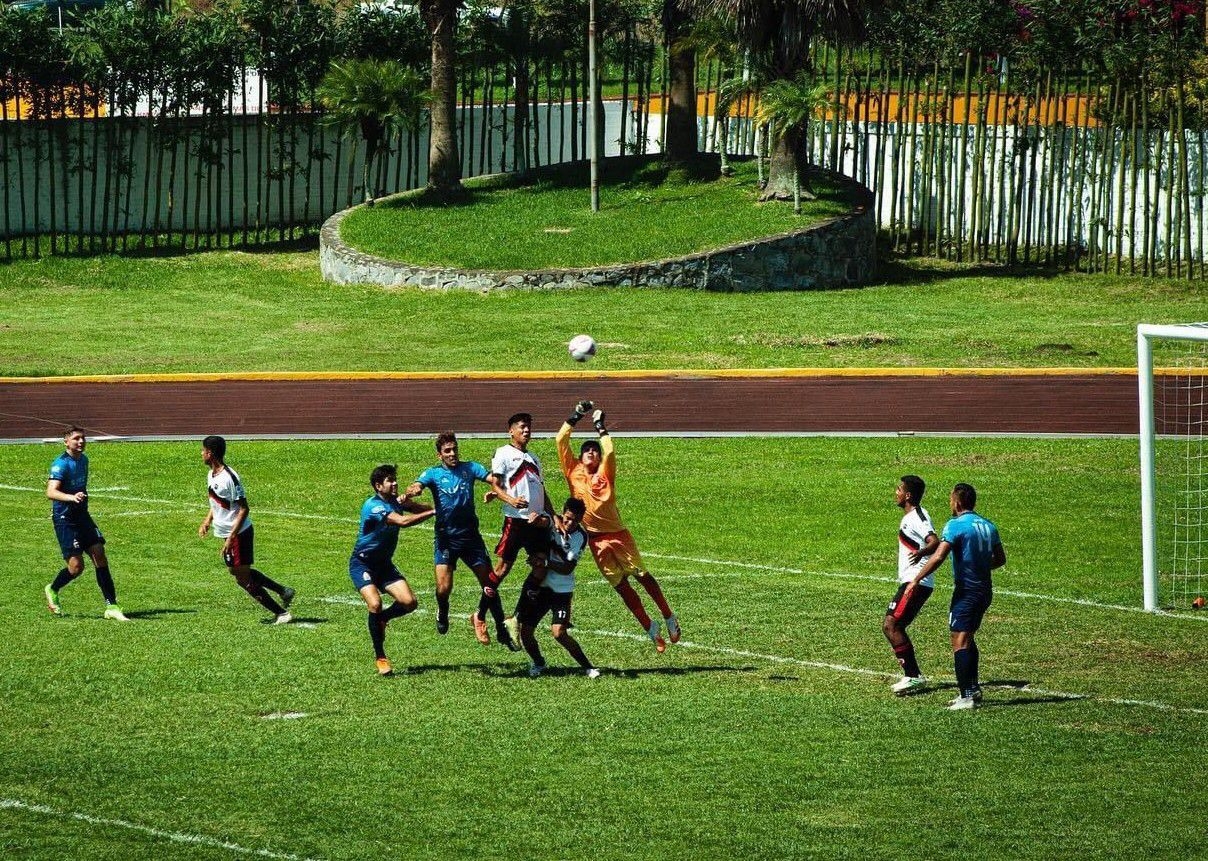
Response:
[1138,323,1208,611]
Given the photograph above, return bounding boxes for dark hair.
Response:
[507,412,532,428]
[435,431,458,451]
[563,497,586,518]
[900,474,925,504]
[65,426,86,438]
[580,439,602,456]
[952,482,977,511]
[370,464,397,488]
[202,435,227,460]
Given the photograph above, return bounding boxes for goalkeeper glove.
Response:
[566,399,594,425]
[592,409,608,434]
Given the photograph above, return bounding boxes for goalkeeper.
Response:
[555,400,680,652]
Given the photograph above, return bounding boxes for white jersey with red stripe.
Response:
[897,506,935,586]
[491,444,545,519]
[207,464,252,538]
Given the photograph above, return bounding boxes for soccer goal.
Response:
[1138,323,1208,611]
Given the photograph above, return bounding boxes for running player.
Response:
[199,436,295,624]
[43,427,128,620]
[884,475,938,695]
[905,483,1006,710]
[404,432,526,647]
[517,497,600,679]
[555,400,678,652]
[351,464,436,676]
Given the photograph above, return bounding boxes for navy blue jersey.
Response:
[415,461,488,539]
[48,452,88,519]
[941,511,1002,593]
[351,494,405,567]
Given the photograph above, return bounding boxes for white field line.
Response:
[3,483,1205,622]
[0,798,324,861]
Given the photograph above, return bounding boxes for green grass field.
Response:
[2,436,1205,860]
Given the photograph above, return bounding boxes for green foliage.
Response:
[242,0,336,109]
[334,3,428,66]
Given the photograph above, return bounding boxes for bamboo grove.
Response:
[1,0,1206,278]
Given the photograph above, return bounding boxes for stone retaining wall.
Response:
[320,174,876,292]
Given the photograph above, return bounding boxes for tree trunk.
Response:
[421,0,461,191]
[761,125,812,201]
[663,10,696,163]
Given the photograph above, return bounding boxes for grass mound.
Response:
[339,156,853,270]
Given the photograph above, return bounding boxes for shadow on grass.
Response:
[0,235,319,264]
[874,250,1083,288]
[396,662,751,678]
[123,608,199,620]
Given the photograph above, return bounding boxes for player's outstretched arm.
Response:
[387,507,435,528]
[484,474,526,509]
[402,481,425,500]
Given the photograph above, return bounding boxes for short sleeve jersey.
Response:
[416,461,488,539]
[48,452,88,519]
[207,465,252,538]
[545,525,588,593]
[897,506,936,586]
[491,444,544,519]
[352,494,403,567]
[941,511,1001,593]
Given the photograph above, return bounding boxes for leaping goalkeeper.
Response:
[556,400,680,652]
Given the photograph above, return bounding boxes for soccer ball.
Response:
[1193,596,1206,610]
[568,334,596,362]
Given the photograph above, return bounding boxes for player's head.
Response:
[435,432,459,466]
[507,413,532,447]
[202,435,226,464]
[370,464,398,493]
[579,439,602,470]
[897,475,925,508]
[951,482,977,514]
[562,496,586,529]
[64,426,86,454]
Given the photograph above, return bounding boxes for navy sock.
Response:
[51,567,74,592]
[954,648,975,698]
[95,566,117,605]
[381,600,413,622]
[969,640,981,691]
[435,593,450,623]
[367,612,386,658]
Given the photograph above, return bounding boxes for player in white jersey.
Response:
[199,436,295,624]
[516,498,600,678]
[481,412,554,644]
[883,475,938,695]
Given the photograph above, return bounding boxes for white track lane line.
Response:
[2,483,1204,621]
[0,798,324,861]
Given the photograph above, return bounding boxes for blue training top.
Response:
[48,452,89,519]
[351,494,405,567]
[941,511,1002,593]
[415,461,488,539]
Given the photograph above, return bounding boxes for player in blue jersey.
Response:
[905,483,1006,710]
[351,464,436,675]
[44,427,128,621]
[404,432,526,647]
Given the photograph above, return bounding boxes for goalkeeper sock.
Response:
[614,580,652,629]
[893,641,921,678]
[953,648,974,698]
[635,572,672,618]
[51,567,74,592]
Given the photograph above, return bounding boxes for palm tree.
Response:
[756,72,832,211]
[419,0,462,193]
[663,0,699,163]
[703,0,866,200]
[318,59,430,205]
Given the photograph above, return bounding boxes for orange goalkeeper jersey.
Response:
[556,422,626,534]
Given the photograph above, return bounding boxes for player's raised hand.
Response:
[592,408,607,432]
[567,399,594,425]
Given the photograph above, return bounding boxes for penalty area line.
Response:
[0,798,325,861]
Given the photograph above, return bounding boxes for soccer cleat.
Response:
[947,695,978,711]
[435,615,449,635]
[375,657,394,676]
[528,663,545,678]
[503,615,521,644]
[647,619,667,654]
[585,667,601,679]
[498,633,523,653]
[44,584,62,616]
[102,604,129,622]
[665,613,681,644]
[891,675,928,695]
[273,611,293,625]
[971,686,984,702]
[470,611,490,645]
[280,586,296,610]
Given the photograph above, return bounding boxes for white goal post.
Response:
[1138,323,1208,611]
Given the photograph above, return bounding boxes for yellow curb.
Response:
[0,367,1144,384]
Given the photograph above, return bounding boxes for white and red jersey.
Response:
[207,465,252,538]
[491,444,545,519]
[898,506,936,586]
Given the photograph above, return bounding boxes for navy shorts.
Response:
[495,517,550,564]
[518,588,572,628]
[222,526,255,568]
[886,583,933,627]
[434,533,490,571]
[53,512,104,559]
[349,555,405,592]
[949,588,992,633]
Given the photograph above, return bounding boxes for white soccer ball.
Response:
[568,334,597,362]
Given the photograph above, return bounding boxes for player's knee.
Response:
[65,557,85,576]
[90,547,108,567]
[232,568,253,587]
[400,596,418,613]
[364,596,383,613]
[882,616,901,638]
[551,624,569,641]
